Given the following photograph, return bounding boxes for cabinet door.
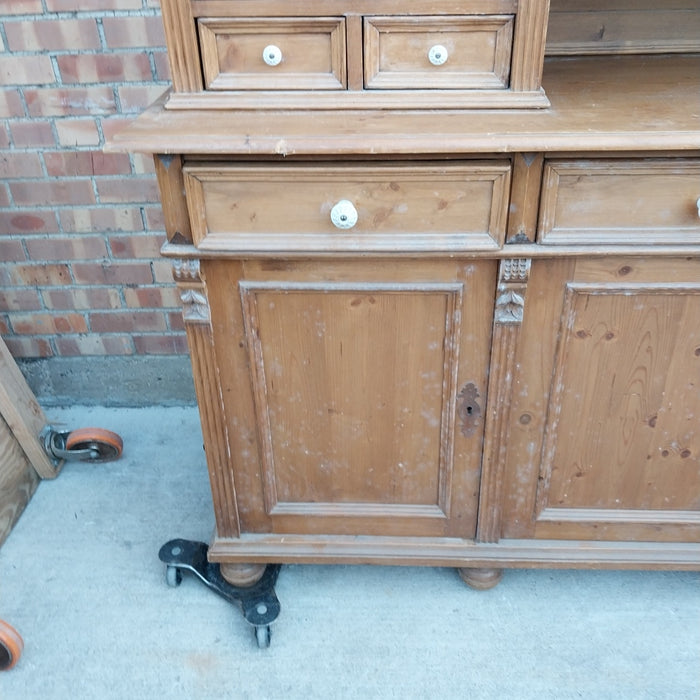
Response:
[204,258,496,539]
[503,257,700,542]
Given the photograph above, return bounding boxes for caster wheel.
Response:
[255,625,271,649]
[65,428,123,463]
[0,620,23,671]
[166,565,182,588]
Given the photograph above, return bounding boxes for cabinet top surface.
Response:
[107,55,700,155]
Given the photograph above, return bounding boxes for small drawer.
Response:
[539,159,700,245]
[183,162,511,253]
[364,15,514,90]
[198,17,347,91]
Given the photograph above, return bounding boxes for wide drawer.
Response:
[183,162,511,253]
[364,15,514,90]
[538,159,700,245]
[198,17,347,90]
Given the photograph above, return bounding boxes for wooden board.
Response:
[0,335,60,546]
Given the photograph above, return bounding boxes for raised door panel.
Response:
[502,257,700,542]
[204,258,497,538]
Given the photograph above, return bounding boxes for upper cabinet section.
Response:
[160,0,551,109]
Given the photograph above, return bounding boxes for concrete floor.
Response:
[1,406,698,699]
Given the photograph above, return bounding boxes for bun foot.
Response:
[220,562,267,588]
[458,567,503,590]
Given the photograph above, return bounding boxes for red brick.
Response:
[168,311,185,331]
[124,285,181,309]
[96,177,160,204]
[25,87,116,117]
[154,51,171,81]
[7,18,100,52]
[0,316,8,335]
[44,151,93,177]
[0,0,44,13]
[55,118,100,147]
[0,240,26,262]
[10,312,88,335]
[57,53,153,84]
[110,234,164,259]
[0,56,56,86]
[10,120,55,148]
[44,151,130,177]
[10,179,96,207]
[0,210,60,235]
[0,151,44,178]
[0,185,11,207]
[95,177,160,204]
[42,287,122,311]
[0,288,41,311]
[143,205,165,231]
[117,85,168,112]
[0,89,25,118]
[133,333,188,355]
[71,261,153,285]
[55,334,133,356]
[0,125,9,149]
[0,263,70,286]
[47,0,142,11]
[60,206,144,234]
[131,153,156,175]
[152,259,174,283]
[91,152,131,176]
[90,310,167,333]
[3,336,53,358]
[102,15,166,49]
[26,236,108,261]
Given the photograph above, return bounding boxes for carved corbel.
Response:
[172,259,210,324]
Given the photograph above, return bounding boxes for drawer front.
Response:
[539,159,700,245]
[198,17,347,90]
[183,162,511,253]
[364,15,514,90]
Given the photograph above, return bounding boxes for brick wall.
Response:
[0,0,189,360]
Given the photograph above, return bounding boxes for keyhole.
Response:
[466,406,473,415]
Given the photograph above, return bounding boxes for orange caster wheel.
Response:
[42,425,124,464]
[65,427,123,462]
[0,620,23,671]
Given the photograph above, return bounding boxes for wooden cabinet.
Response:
[109,1,700,585]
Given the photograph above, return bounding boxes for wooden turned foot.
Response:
[220,562,267,588]
[458,567,503,590]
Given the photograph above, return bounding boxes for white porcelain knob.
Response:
[330,200,358,230]
[262,45,282,66]
[428,45,448,66]
[696,197,700,218]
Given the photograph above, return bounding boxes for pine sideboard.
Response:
[110,0,700,589]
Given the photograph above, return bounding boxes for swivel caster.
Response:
[41,426,123,464]
[0,620,23,671]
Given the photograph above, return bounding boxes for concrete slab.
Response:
[1,406,698,699]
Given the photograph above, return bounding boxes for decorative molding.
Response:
[180,288,210,323]
[500,257,531,283]
[495,259,531,324]
[172,258,201,282]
